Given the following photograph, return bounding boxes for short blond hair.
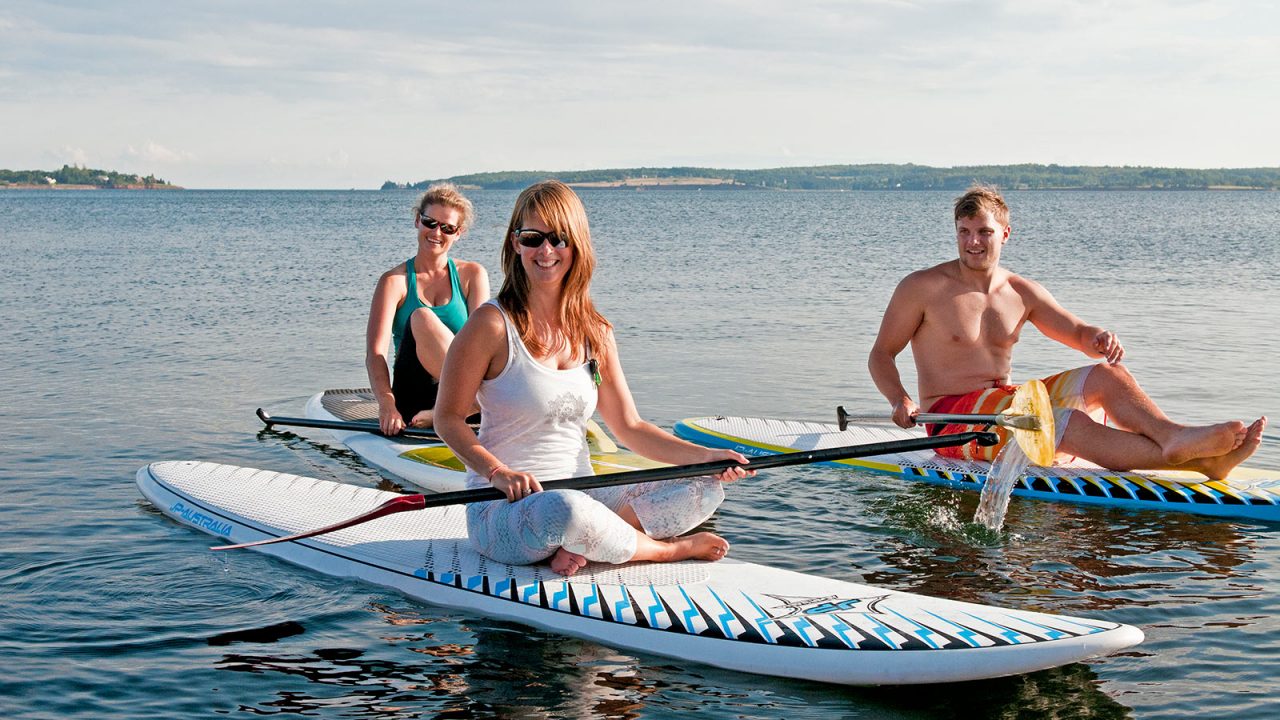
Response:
[953,184,1009,226]
[414,182,475,232]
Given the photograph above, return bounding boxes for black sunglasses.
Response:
[419,213,460,236]
[514,229,569,249]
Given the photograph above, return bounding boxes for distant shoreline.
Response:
[0,164,180,190]
[567,176,740,188]
[386,163,1280,192]
[0,184,183,190]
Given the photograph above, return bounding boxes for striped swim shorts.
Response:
[925,365,1103,463]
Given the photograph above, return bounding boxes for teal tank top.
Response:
[391,257,469,355]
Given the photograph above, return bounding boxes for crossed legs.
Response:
[550,479,729,575]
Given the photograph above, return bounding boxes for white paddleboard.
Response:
[304,389,663,493]
[675,416,1280,522]
[137,460,1143,686]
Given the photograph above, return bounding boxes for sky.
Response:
[3,1,1277,189]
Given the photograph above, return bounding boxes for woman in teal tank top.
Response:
[365,183,490,434]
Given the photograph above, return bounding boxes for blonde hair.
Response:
[414,182,475,232]
[953,184,1010,226]
[497,180,610,364]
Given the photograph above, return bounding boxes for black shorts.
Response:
[390,324,438,422]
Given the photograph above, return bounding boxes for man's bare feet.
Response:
[1193,417,1266,480]
[409,409,435,428]
[1162,420,1246,465]
[550,547,588,576]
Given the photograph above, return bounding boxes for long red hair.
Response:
[497,180,610,364]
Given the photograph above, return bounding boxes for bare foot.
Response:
[663,532,730,563]
[550,547,588,576]
[409,409,435,428]
[1192,417,1266,480]
[1162,420,1246,465]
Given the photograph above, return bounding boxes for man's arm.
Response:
[868,274,928,427]
[1021,278,1124,364]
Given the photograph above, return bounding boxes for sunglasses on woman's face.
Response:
[419,214,460,236]
[514,229,569,249]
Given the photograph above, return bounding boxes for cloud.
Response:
[326,149,349,168]
[44,145,90,167]
[125,141,194,164]
[2,1,1277,187]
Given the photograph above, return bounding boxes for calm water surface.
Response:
[2,188,1277,719]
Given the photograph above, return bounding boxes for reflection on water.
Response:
[217,606,663,719]
[209,621,306,646]
[862,479,1258,614]
[255,427,409,494]
[853,662,1133,720]
[213,602,1135,720]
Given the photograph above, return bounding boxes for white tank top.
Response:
[465,300,598,489]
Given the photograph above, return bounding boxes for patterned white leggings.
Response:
[466,477,725,566]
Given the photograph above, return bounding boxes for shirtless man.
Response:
[867,185,1265,480]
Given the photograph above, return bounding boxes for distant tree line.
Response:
[0,164,177,188]
[382,164,1280,191]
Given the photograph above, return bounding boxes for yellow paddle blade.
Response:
[1010,379,1055,466]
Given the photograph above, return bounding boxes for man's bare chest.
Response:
[925,291,1026,347]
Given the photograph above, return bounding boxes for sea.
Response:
[2,187,1277,719]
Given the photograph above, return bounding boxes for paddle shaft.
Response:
[213,429,998,550]
[256,408,443,441]
[409,429,999,508]
[836,406,1038,432]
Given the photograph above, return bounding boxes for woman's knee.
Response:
[631,479,724,538]
[411,307,448,337]
[536,490,599,533]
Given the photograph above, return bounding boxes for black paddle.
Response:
[257,408,445,441]
[212,429,998,551]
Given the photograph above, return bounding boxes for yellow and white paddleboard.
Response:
[304,389,663,493]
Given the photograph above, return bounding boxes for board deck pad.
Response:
[320,387,383,423]
[137,461,1143,685]
[675,416,1280,522]
[303,390,664,493]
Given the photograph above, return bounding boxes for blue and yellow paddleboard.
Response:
[675,416,1280,523]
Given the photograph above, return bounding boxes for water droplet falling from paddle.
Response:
[974,441,1033,531]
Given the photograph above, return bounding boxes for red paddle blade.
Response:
[211,493,428,551]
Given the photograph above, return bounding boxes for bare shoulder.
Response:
[602,324,619,351]
[895,261,954,296]
[468,301,502,322]
[373,262,409,301]
[377,261,409,286]
[463,302,504,334]
[454,258,488,280]
[1007,272,1052,301]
